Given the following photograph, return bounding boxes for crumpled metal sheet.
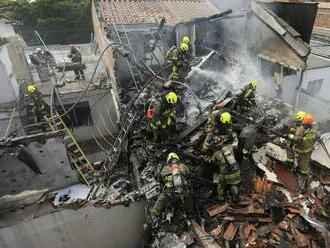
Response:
[272,162,299,193]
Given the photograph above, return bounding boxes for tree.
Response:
[1,0,92,45]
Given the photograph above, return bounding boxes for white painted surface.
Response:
[52,184,90,207]
[302,67,330,102]
[0,59,17,104]
[0,202,146,248]
[0,19,15,38]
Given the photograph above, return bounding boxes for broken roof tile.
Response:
[207,204,228,217]
[223,223,239,241]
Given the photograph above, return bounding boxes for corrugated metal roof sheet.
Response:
[98,0,218,26]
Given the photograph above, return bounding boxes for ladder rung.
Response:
[84,171,94,177]
[67,142,76,148]
[73,156,86,163]
[72,148,80,154]
[52,122,62,127]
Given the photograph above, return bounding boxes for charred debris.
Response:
[87,2,330,247]
[96,83,330,248]
[1,1,330,248]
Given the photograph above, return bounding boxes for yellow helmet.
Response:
[296,111,306,122]
[182,36,190,44]
[167,152,179,162]
[220,112,232,124]
[180,42,189,52]
[250,80,258,90]
[166,92,178,104]
[27,85,36,93]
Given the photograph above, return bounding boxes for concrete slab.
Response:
[0,201,146,248]
[0,138,78,197]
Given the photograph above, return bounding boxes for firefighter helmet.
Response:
[166,92,178,104]
[295,111,306,122]
[220,112,232,124]
[250,80,258,90]
[182,36,190,44]
[27,85,36,93]
[167,152,180,162]
[302,114,314,126]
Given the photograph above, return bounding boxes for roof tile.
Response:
[98,0,218,26]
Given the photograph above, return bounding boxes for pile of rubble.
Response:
[201,181,327,247]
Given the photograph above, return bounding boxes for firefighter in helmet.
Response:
[288,113,317,189]
[151,152,190,217]
[147,92,178,142]
[202,111,241,203]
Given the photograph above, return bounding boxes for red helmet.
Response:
[302,114,314,125]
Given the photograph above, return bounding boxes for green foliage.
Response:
[2,0,92,45]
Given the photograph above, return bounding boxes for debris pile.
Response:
[202,190,326,247]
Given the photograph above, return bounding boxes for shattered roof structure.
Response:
[261,1,318,43]
[252,2,316,70]
[98,0,218,26]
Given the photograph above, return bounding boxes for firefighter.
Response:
[236,80,257,113]
[151,152,190,217]
[68,45,85,80]
[147,92,178,142]
[26,85,48,125]
[166,43,190,81]
[285,111,306,165]
[202,111,241,203]
[288,114,317,188]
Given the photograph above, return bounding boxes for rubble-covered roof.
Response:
[98,0,219,26]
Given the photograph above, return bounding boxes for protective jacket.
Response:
[147,98,175,130]
[161,162,189,194]
[68,48,82,63]
[202,110,234,151]
[28,90,45,111]
[237,85,256,112]
[166,46,188,66]
[293,126,317,153]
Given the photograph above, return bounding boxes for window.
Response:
[57,102,92,127]
[307,79,323,96]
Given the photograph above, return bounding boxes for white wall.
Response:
[0,45,18,104]
[0,19,15,38]
[301,67,330,101]
[295,67,330,121]
[0,61,17,104]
